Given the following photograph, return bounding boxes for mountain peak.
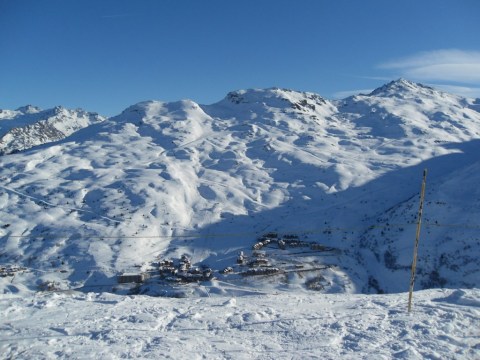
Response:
[15,105,42,114]
[119,99,202,118]
[216,87,330,115]
[225,88,290,105]
[0,105,105,155]
[225,87,323,103]
[368,78,437,98]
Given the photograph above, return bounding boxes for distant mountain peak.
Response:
[225,88,287,104]
[225,87,324,103]
[118,99,203,120]
[217,87,330,117]
[15,105,42,114]
[368,78,437,98]
[0,106,105,155]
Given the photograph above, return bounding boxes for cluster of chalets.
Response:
[220,233,338,282]
[158,255,213,283]
[117,233,339,292]
[0,265,28,278]
[117,254,213,287]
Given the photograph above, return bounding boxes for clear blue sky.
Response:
[1,0,479,116]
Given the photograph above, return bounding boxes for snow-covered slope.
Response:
[339,79,479,142]
[359,153,480,293]
[0,80,479,296]
[0,105,105,155]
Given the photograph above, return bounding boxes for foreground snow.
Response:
[1,288,479,359]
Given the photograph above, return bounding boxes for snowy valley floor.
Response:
[1,288,479,359]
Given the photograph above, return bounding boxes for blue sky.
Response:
[1,0,479,116]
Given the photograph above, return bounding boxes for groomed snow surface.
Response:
[1,289,479,359]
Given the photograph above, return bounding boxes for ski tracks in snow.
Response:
[1,289,479,359]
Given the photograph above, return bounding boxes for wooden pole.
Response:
[408,169,427,313]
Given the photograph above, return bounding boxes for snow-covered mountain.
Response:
[1,79,479,296]
[0,105,105,155]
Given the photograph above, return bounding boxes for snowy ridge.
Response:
[0,105,105,155]
[369,78,440,98]
[0,79,480,297]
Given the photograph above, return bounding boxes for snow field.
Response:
[1,288,479,359]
